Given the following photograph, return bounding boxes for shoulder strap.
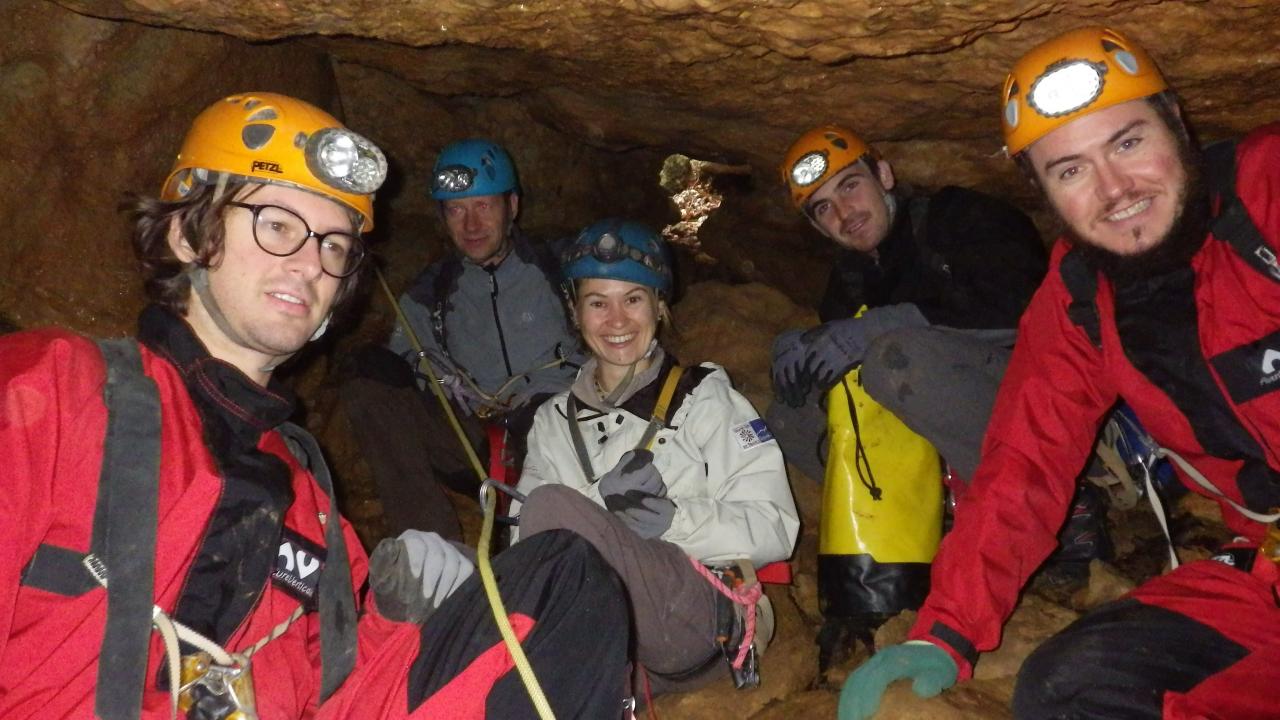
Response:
[524,237,577,326]
[20,339,161,719]
[431,259,464,354]
[1059,248,1103,349]
[275,422,358,701]
[565,364,690,483]
[1203,139,1280,284]
[636,365,685,451]
[565,394,597,484]
[92,338,162,720]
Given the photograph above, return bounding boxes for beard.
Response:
[1066,139,1211,285]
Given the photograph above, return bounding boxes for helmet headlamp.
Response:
[1001,27,1168,157]
[790,151,829,187]
[433,165,476,195]
[305,128,387,195]
[1028,60,1107,118]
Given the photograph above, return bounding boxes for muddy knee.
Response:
[861,328,932,412]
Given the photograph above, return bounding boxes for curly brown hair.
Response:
[125,181,363,315]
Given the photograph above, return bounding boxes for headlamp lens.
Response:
[1029,60,1106,118]
[595,232,622,260]
[306,128,387,194]
[433,165,476,194]
[790,151,829,187]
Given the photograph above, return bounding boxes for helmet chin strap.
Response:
[188,266,305,375]
[600,338,659,406]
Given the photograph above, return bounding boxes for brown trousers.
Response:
[519,484,729,696]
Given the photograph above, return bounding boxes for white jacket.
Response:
[515,362,799,566]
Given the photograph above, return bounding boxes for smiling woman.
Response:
[512,218,799,698]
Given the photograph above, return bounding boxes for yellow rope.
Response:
[477,482,555,717]
[375,266,555,720]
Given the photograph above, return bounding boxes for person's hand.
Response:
[369,530,475,623]
[804,304,929,391]
[599,450,677,539]
[801,317,868,391]
[771,329,813,408]
[439,374,486,417]
[838,641,957,720]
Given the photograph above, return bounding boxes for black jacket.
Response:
[817,186,1047,329]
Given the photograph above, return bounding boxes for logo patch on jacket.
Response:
[273,528,326,609]
[1209,330,1280,404]
[731,418,775,451]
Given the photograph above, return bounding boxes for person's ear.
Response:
[167,215,197,263]
[876,159,896,192]
[656,297,670,325]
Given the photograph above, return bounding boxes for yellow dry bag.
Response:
[818,342,943,620]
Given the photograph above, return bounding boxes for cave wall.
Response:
[0,0,676,340]
[38,0,1280,310]
[0,0,344,335]
[11,1,1280,332]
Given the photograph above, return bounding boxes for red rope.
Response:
[688,558,762,670]
[642,667,659,720]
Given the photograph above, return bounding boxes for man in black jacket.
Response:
[770,125,1048,485]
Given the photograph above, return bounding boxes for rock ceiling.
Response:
[54,0,1280,191]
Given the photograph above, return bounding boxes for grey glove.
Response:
[369,530,475,623]
[599,450,677,539]
[771,329,814,408]
[803,303,929,390]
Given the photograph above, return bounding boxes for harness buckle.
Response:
[178,652,257,720]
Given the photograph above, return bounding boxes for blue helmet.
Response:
[430,138,519,200]
[562,219,672,295]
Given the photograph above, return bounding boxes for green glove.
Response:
[838,641,958,720]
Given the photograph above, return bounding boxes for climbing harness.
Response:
[377,266,556,720]
[564,364,685,483]
[18,339,354,720]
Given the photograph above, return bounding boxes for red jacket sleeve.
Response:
[0,329,106,667]
[908,247,1118,678]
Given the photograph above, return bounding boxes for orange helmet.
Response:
[1002,26,1168,156]
[780,125,876,210]
[161,93,386,231]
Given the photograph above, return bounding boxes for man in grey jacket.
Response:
[348,139,580,539]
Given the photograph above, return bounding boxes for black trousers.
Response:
[409,529,632,717]
[1012,597,1248,719]
[318,530,630,719]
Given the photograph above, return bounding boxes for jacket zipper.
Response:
[487,267,515,378]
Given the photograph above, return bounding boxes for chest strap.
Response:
[566,364,686,483]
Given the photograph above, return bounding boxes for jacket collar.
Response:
[137,304,297,435]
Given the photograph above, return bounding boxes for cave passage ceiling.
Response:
[5,0,1279,334]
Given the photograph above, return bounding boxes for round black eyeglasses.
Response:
[228,201,365,278]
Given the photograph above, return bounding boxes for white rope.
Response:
[1157,446,1280,524]
[1136,464,1180,570]
[84,553,304,718]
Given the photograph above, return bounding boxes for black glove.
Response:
[771,329,813,408]
[803,304,929,390]
[599,450,677,539]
